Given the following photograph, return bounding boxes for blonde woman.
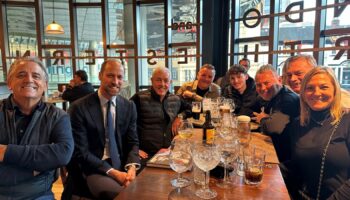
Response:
[286,67,350,200]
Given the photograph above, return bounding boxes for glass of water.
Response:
[169,139,193,188]
[193,142,221,199]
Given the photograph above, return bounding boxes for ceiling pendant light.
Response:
[45,1,64,34]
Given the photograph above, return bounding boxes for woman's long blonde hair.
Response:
[300,66,343,126]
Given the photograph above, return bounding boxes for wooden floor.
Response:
[53,178,64,200]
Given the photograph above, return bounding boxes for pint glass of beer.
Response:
[192,101,201,120]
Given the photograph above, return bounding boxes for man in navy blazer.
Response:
[68,60,140,199]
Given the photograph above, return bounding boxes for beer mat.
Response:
[250,132,279,164]
[146,151,171,169]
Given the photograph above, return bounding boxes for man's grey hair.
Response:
[152,66,171,79]
[255,64,278,79]
[283,54,317,72]
[7,57,48,82]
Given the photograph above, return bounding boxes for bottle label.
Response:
[206,129,215,144]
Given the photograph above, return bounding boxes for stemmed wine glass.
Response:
[177,120,194,140]
[193,142,221,199]
[216,135,239,188]
[169,139,193,188]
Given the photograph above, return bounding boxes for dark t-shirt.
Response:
[196,87,209,97]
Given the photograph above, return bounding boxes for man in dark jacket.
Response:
[130,66,188,167]
[62,70,95,103]
[253,64,299,162]
[222,64,260,116]
[68,60,139,199]
[0,57,74,199]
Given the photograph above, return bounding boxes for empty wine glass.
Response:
[178,120,194,140]
[169,139,193,188]
[216,136,239,188]
[193,142,221,199]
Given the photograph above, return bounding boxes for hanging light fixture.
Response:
[45,0,64,34]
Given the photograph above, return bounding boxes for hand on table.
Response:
[139,150,148,159]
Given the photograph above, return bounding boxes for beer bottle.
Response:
[202,110,215,144]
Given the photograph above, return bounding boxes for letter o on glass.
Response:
[243,8,261,28]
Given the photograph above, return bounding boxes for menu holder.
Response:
[146,151,171,169]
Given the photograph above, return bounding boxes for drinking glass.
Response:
[216,136,239,188]
[210,101,221,127]
[192,101,201,120]
[178,120,194,139]
[235,115,251,176]
[244,146,266,185]
[193,142,221,199]
[202,98,212,112]
[237,115,251,147]
[168,187,193,200]
[217,113,233,140]
[169,139,193,188]
[223,98,235,114]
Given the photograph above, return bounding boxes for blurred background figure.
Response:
[62,70,94,103]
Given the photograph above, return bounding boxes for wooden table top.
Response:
[116,129,289,200]
[116,165,290,200]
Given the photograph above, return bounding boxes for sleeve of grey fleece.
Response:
[260,111,290,135]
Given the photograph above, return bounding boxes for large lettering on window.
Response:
[240,1,349,61]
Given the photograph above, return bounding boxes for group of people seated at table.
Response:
[0,54,350,200]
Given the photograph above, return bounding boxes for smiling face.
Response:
[255,70,282,101]
[99,61,124,99]
[197,67,215,90]
[229,73,248,93]
[151,69,171,100]
[8,61,48,103]
[303,73,335,111]
[286,58,314,94]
